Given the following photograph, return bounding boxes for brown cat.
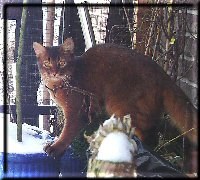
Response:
[33,38,197,172]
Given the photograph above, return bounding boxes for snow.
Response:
[0,113,137,164]
[96,131,136,163]
[0,115,54,154]
[102,114,117,126]
[95,115,137,163]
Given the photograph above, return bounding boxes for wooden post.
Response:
[135,0,152,53]
[16,0,28,142]
[87,159,136,177]
[43,0,55,131]
[86,115,137,177]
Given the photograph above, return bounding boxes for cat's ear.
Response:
[61,38,74,54]
[33,42,46,57]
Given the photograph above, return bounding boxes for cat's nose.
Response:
[53,73,57,76]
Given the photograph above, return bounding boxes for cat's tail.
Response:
[163,83,198,146]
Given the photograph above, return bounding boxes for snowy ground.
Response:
[0,114,137,162]
[0,114,54,154]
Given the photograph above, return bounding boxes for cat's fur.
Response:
[33,38,197,172]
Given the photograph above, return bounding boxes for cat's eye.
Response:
[59,60,66,68]
[43,60,51,68]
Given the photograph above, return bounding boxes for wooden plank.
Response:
[0,105,57,115]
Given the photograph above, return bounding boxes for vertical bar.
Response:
[16,0,28,142]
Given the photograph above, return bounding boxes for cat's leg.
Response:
[44,92,88,158]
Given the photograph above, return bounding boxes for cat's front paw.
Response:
[44,141,66,158]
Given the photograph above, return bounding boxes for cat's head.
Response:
[33,38,75,88]
[33,38,74,74]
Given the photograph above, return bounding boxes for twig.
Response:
[123,6,134,49]
[145,7,159,55]
[154,128,195,152]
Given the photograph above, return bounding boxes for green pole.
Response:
[16,0,28,142]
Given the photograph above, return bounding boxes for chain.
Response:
[45,74,96,100]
